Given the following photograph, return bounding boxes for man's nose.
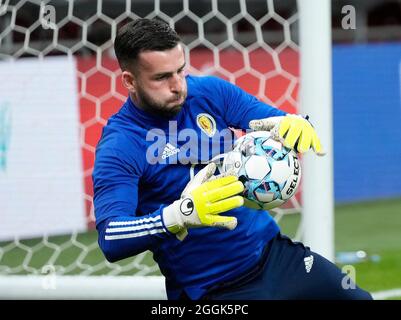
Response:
[170,73,183,93]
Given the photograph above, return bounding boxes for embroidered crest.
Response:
[196,113,216,137]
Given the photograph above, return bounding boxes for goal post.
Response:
[298,0,334,262]
[0,275,167,300]
[0,0,334,298]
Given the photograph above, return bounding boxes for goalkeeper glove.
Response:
[162,163,244,241]
[249,114,325,155]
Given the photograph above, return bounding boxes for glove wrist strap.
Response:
[162,200,185,234]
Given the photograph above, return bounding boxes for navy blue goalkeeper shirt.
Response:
[93,75,286,299]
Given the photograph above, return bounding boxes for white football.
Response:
[222,131,301,210]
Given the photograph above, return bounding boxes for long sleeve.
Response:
[93,146,172,262]
[96,209,170,262]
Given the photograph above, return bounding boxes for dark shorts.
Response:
[202,233,373,300]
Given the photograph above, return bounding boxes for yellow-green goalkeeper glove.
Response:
[162,163,244,241]
[249,114,325,156]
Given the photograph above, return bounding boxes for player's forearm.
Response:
[97,209,171,262]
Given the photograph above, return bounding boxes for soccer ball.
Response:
[221,131,301,210]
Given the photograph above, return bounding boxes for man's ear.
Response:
[121,70,136,93]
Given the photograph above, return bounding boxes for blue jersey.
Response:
[93,75,286,299]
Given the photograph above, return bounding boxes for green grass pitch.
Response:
[1,197,400,298]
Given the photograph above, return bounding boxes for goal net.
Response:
[0,0,305,299]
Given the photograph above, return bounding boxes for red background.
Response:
[77,48,299,226]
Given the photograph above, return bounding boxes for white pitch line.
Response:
[372,288,401,300]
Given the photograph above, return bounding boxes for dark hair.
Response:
[114,18,181,71]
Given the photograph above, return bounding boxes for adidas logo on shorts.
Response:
[304,255,314,273]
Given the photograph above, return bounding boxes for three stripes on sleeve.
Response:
[104,215,166,240]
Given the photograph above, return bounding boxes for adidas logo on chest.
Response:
[161,143,180,159]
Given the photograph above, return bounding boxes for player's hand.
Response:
[162,163,244,241]
[249,114,325,156]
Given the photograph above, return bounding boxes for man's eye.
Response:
[155,75,168,80]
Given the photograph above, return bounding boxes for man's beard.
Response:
[136,86,187,119]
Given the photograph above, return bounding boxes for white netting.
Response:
[0,0,301,278]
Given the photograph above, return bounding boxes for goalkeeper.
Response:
[93,18,371,300]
